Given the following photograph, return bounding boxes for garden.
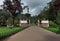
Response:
[0,26,26,39]
[42,21,60,34]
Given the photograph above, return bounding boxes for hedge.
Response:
[0,26,26,39]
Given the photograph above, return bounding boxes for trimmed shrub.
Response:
[49,21,57,27]
[0,26,26,39]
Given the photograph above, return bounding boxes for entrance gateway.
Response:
[38,20,49,27]
[41,20,49,27]
[20,20,30,27]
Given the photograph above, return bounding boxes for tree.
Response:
[38,6,50,20]
[0,10,10,26]
[48,0,60,20]
[38,0,60,21]
[55,10,60,25]
[25,7,31,20]
[3,0,23,25]
[25,13,31,20]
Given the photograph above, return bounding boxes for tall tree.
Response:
[49,0,60,20]
[3,0,23,25]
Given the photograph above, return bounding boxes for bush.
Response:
[0,26,25,39]
[42,26,60,34]
[49,21,57,27]
[46,28,58,33]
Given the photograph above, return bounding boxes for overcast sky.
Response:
[21,0,51,16]
[0,0,51,16]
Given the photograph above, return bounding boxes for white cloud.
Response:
[0,0,4,9]
[0,0,4,5]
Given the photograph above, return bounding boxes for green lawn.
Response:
[0,26,26,39]
[42,27,60,34]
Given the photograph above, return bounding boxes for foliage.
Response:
[0,11,10,26]
[46,28,59,33]
[55,10,60,25]
[25,13,31,20]
[30,16,38,24]
[0,11,10,19]
[38,0,60,21]
[42,27,60,34]
[0,26,26,39]
[3,0,22,17]
[49,21,57,27]
[6,17,13,25]
[38,6,50,20]
[14,19,19,26]
[3,0,23,25]
[48,0,60,20]
[0,10,26,26]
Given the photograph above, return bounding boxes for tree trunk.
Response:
[13,17,15,26]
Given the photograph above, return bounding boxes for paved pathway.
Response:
[1,26,60,41]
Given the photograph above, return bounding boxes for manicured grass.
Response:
[0,26,26,39]
[42,27,60,34]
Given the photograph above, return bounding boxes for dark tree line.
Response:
[49,0,60,20]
